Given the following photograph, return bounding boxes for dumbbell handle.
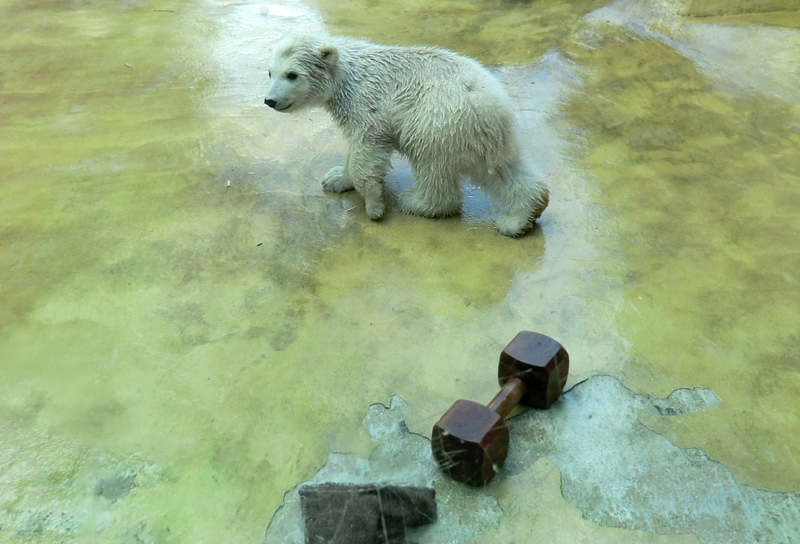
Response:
[486,377,526,419]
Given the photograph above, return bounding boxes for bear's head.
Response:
[265,35,339,113]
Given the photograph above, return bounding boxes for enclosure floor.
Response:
[1,0,799,542]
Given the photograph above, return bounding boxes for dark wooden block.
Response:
[499,331,569,408]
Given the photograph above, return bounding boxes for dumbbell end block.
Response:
[499,331,569,409]
[431,400,510,486]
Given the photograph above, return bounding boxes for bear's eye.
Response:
[286,72,298,81]
[268,70,272,78]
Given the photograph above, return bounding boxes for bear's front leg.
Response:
[342,140,392,220]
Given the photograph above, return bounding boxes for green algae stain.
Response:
[0,0,217,331]
[560,25,800,490]
[0,1,278,542]
[310,0,612,64]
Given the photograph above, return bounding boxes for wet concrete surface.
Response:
[1,0,799,542]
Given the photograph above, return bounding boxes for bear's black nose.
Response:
[264,98,277,108]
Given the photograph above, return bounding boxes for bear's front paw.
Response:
[322,166,355,193]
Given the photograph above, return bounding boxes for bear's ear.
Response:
[318,45,339,70]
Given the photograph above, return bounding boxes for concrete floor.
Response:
[1,0,799,542]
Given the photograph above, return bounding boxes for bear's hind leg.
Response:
[474,162,549,237]
[399,163,463,218]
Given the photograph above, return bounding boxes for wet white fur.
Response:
[265,34,549,236]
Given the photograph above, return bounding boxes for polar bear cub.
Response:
[264,34,549,237]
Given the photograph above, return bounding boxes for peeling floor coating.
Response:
[505,377,800,543]
[1,0,799,543]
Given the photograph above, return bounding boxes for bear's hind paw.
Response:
[495,213,532,238]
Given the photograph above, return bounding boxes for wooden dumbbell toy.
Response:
[431,331,569,486]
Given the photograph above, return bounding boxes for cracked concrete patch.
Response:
[651,386,721,416]
[506,376,800,543]
[469,457,702,544]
